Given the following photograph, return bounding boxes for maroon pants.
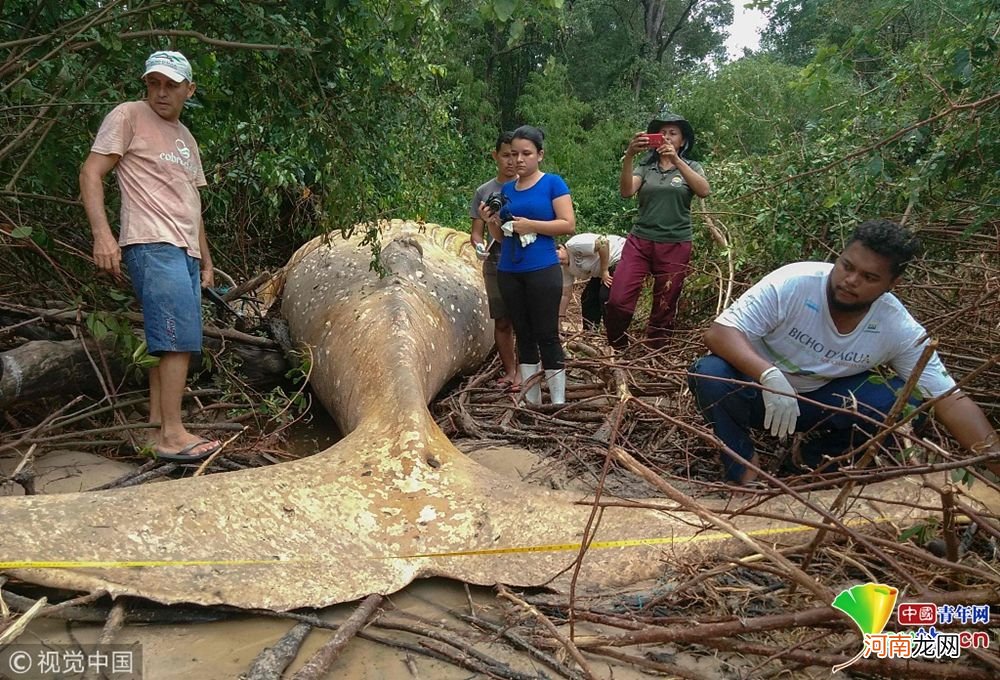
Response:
[605,235,692,349]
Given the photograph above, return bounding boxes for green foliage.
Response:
[284,349,312,385]
[560,0,732,101]
[254,385,310,426]
[897,517,939,544]
[84,305,158,372]
[130,340,160,371]
[950,467,975,489]
[673,55,858,156]
[662,0,999,278]
[3,0,473,278]
[2,0,997,326]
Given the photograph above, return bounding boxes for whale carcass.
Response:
[1,219,997,610]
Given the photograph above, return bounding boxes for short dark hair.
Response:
[494,131,514,151]
[512,125,544,151]
[847,219,922,277]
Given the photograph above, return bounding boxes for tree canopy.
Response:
[2,0,997,305]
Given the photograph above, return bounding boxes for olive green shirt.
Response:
[631,159,705,243]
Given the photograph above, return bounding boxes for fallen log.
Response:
[290,594,383,680]
[245,621,313,680]
[0,334,289,411]
[0,337,124,411]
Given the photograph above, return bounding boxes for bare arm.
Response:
[658,141,710,198]
[619,132,649,197]
[596,236,612,286]
[197,212,213,288]
[470,217,486,248]
[933,392,1000,474]
[675,157,711,198]
[559,279,572,320]
[79,151,122,276]
[703,322,773,380]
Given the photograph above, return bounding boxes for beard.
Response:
[826,279,875,314]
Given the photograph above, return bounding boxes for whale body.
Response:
[1,220,996,610]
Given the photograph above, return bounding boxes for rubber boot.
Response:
[519,362,542,405]
[545,368,566,405]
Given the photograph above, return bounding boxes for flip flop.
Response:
[154,438,221,462]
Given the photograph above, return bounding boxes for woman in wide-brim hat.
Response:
[606,110,711,350]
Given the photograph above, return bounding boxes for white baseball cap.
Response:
[142,51,193,83]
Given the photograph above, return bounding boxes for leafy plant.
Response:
[898,516,939,544]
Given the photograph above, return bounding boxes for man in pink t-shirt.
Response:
[80,51,220,463]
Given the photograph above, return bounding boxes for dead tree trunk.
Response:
[1,336,289,411]
[0,337,124,411]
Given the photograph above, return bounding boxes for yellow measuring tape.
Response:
[0,517,892,569]
[392,516,891,559]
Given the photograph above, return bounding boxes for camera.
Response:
[483,191,510,220]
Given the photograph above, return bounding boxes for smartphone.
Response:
[645,132,665,148]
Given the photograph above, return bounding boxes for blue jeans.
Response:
[123,243,203,355]
[687,355,921,481]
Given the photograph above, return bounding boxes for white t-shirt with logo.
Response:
[716,262,956,397]
[92,100,207,258]
[563,234,626,281]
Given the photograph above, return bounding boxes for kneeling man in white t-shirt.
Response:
[687,219,999,484]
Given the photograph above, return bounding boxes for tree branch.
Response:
[0,0,125,94]
[656,0,698,62]
[736,91,1000,201]
[0,191,81,207]
[71,29,308,53]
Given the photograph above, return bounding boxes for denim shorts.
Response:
[123,243,202,355]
